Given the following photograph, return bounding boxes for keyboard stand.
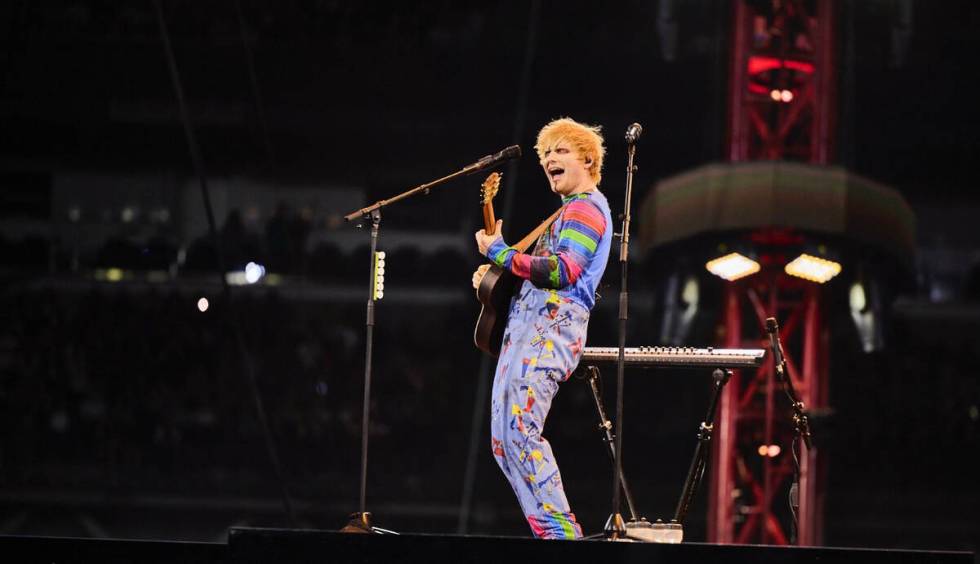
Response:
[672,368,733,531]
[581,365,657,541]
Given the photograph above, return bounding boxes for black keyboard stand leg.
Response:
[673,368,732,527]
[582,365,645,528]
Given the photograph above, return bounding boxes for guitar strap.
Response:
[512,204,567,254]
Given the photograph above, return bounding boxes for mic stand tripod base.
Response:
[600,513,632,542]
[340,512,398,535]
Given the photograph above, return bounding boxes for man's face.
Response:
[540,140,593,197]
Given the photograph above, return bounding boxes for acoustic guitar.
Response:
[473,172,519,357]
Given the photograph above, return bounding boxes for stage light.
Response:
[770,89,781,101]
[197,297,209,312]
[106,268,123,282]
[849,282,866,312]
[244,261,266,284]
[757,444,781,457]
[785,253,841,283]
[660,273,700,345]
[780,89,793,102]
[706,252,760,281]
[849,278,884,353]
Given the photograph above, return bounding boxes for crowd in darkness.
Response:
[0,285,484,508]
[2,280,978,490]
[0,202,480,288]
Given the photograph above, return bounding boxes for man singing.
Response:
[473,117,613,539]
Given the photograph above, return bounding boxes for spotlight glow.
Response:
[785,253,842,283]
[758,444,782,457]
[225,271,248,286]
[244,261,266,284]
[706,252,761,281]
[781,89,794,102]
[197,297,209,312]
[849,282,866,312]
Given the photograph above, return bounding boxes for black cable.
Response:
[151,0,296,526]
[789,435,801,544]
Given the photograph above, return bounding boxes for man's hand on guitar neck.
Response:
[472,264,491,290]
[475,219,504,257]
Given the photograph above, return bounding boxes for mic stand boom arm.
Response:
[344,169,464,223]
[344,146,520,222]
[341,147,519,533]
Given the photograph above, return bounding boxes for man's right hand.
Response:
[472,263,491,290]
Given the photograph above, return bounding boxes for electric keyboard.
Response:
[580,346,766,369]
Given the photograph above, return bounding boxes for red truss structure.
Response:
[708,273,828,545]
[637,0,913,547]
[710,0,836,545]
[727,0,837,164]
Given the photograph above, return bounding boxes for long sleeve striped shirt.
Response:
[484,190,612,310]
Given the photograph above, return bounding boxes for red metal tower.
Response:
[708,0,836,545]
[638,0,913,546]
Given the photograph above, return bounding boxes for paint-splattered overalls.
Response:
[485,190,612,539]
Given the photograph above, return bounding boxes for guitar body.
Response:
[474,264,520,357]
[472,171,559,358]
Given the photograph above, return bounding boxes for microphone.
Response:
[465,145,522,174]
[625,123,643,144]
[764,317,785,380]
[766,316,813,448]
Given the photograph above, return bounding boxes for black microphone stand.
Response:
[764,317,813,544]
[341,149,519,534]
[603,124,642,540]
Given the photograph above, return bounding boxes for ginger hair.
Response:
[534,117,606,185]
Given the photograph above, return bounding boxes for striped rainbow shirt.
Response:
[485,190,612,310]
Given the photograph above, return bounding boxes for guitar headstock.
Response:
[480,172,502,206]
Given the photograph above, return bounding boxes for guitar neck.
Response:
[482,202,496,235]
